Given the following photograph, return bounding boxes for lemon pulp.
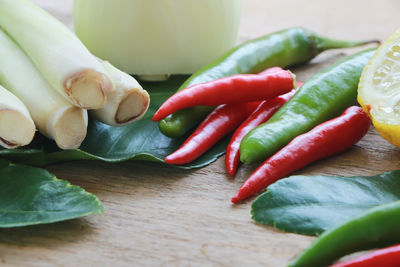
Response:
[358,29,400,148]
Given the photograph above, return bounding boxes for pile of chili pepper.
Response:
[233,106,371,203]
[153,26,377,197]
[157,67,297,165]
[153,27,382,267]
[232,48,375,202]
[226,83,300,176]
[155,48,375,203]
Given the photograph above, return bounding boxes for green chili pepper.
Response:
[289,200,400,267]
[240,48,376,164]
[158,27,378,138]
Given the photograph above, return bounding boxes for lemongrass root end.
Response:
[0,109,35,149]
[115,90,150,124]
[52,107,88,149]
[64,69,112,109]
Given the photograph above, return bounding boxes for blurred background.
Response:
[239,0,399,42]
[32,0,400,43]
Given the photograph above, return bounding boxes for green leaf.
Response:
[0,159,103,228]
[251,170,400,236]
[0,76,227,169]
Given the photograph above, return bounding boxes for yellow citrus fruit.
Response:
[358,29,400,148]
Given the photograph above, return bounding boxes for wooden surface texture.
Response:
[1,0,400,266]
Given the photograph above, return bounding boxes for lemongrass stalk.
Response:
[0,0,113,109]
[0,29,88,150]
[91,60,150,126]
[0,85,35,149]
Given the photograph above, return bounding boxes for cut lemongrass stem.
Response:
[64,69,110,109]
[0,29,88,149]
[0,85,35,149]
[91,60,150,126]
[0,0,113,109]
[47,106,88,149]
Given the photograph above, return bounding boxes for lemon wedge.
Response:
[358,29,400,148]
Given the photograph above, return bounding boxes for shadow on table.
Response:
[0,218,96,248]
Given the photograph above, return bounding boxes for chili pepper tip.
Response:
[231,192,245,203]
[231,190,252,203]
[164,154,182,165]
[227,169,236,177]
[231,196,239,204]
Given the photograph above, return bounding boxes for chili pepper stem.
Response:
[158,106,215,138]
[313,36,380,54]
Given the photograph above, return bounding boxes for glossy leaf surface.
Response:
[252,171,400,236]
[0,159,103,228]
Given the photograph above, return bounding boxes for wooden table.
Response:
[1,1,400,266]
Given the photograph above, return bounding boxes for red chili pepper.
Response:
[153,69,296,122]
[231,106,371,203]
[225,83,303,177]
[165,101,261,165]
[330,244,400,267]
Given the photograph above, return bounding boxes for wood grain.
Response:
[1,1,400,266]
